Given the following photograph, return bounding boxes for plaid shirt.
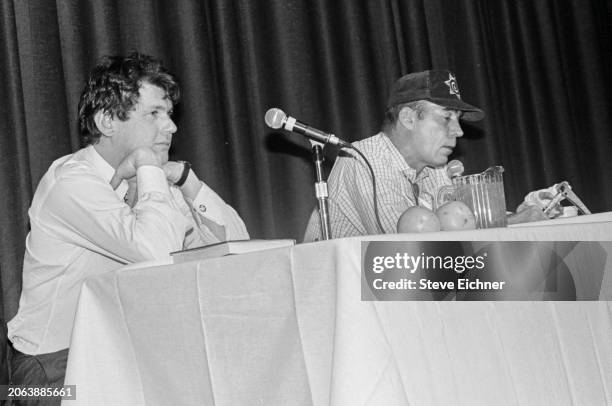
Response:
[303,133,451,241]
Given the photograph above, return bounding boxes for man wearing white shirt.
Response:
[7,52,248,402]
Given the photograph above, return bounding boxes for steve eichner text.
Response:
[371,278,506,290]
[371,252,487,274]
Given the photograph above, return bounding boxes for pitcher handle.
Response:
[435,185,456,211]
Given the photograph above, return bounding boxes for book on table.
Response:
[171,239,296,263]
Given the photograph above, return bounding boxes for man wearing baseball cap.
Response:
[303,69,542,241]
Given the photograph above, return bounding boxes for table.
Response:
[64,215,612,405]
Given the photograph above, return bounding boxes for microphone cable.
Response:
[345,145,385,235]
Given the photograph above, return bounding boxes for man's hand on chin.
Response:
[110,147,161,189]
[507,205,549,225]
[162,161,185,185]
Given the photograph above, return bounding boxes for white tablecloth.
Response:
[64,217,612,405]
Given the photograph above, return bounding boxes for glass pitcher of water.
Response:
[436,166,508,229]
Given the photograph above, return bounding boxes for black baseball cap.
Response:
[387,70,485,121]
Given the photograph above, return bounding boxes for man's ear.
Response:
[93,110,115,136]
[398,106,417,130]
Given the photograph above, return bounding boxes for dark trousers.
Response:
[7,344,69,406]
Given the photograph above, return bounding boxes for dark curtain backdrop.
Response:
[1,0,611,379]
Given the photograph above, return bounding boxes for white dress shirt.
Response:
[8,145,248,354]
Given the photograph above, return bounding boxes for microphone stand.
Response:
[310,141,331,240]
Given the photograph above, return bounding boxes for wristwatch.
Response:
[175,161,191,187]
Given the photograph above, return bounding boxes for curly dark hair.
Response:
[78,52,180,145]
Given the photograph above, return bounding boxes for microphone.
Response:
[265,108,350,148]
[447,159,464,178]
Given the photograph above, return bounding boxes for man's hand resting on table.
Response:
[507,205,549,225]
[508,188,565,225]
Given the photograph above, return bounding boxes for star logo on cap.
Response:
[444,73,461,99]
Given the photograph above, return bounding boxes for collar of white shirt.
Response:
[83,145,130,202]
